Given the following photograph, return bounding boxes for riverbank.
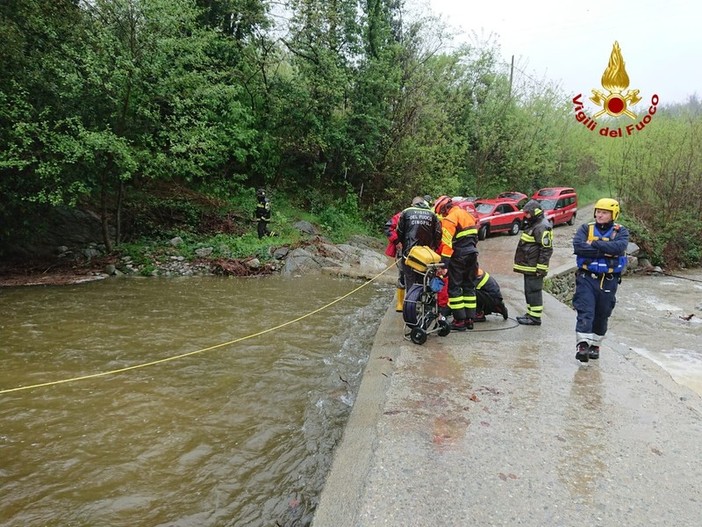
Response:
[0,234,392,287]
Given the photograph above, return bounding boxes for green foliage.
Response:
[305,186,372,242]
[575,182,609,206]
[0,0,699,270]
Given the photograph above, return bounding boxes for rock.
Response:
[348,234,386,252]
[334,244,363,265]
[293,221,318,235]
[170,236,184,246]
[281,247,341,276]
[83,247,101,259]
[638,258,652,269]
[358,250,388,275]
[319,243,346,261]
[273,247,289,260]
[626,256,637,271]
[195,247,213,257]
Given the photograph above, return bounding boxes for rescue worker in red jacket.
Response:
[433,195,479,331]
[513,199,553,325]
[572,198,629,362]
[384,210,404,311]
[396,196,442,292]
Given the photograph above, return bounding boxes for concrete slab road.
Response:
[313,227,702,527]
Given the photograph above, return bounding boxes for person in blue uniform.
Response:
[572,198,629,362]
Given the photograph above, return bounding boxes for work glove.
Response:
[535,270,546,278]
[440,256,450,268]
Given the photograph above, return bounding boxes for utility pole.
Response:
[508,55,514,99]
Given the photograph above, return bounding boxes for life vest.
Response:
[576,222,627,274]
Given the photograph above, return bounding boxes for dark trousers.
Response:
[573,272,619,337]
[257,220,270,239]
[403,266,423,292]
[447,251,478,321]
[396,256,406,289]
[523,275,544,319]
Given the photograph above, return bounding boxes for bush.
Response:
[623,213,702,268]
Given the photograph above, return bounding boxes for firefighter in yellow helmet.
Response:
[573,198,629,362]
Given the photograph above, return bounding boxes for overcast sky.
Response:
[425,0,700,106]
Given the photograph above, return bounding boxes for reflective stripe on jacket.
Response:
[513,215,553,275]
[255,198,271,221]
[439,206,478,258]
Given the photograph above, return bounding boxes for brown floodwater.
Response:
[0,274,390,527]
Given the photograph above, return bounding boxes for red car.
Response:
[453,197,479,220]
[496,191,528,208]
[473,199,525,240]
[531,187,578,226]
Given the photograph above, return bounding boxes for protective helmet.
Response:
[522,199,543,217]
[411,196,429,208]
[594,198,620,220]
[433,195,453,216]
[423,195,434,206]
[256,188,266,198]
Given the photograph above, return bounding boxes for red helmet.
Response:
[433,195,453,216]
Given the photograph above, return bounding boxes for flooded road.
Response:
[609,271,702,395]
[0,275,391,527]
[477,207,702,397]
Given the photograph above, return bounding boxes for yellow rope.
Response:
[0,264,395,395]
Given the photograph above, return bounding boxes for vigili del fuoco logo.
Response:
[572,41,659,138]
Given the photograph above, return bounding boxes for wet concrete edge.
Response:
[312,305,401,526]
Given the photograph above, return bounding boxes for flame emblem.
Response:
[590,41,641,119]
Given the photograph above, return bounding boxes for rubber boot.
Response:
[395,288,405,312]
[588,345,600,360]
[575,342,589,363]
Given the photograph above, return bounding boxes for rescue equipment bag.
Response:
[405,245,441,274]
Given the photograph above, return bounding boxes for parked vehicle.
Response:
[453,197,479,220]
[473,199,525,240]
[496,191,528,209]
[531,187,578,226]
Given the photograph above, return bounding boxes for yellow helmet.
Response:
[594,198,620,220]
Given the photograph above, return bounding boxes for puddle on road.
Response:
[608,270,702,396]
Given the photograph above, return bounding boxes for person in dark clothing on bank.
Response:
[255,188,273,239]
